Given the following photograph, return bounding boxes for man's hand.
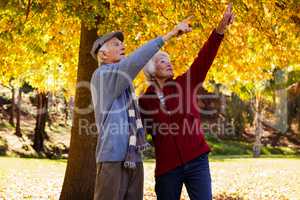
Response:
[163,16,193,42]
[216,3,235,35]
[173,16,193,36]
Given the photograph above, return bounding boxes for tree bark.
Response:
[253,94,262,157]
[59,22,98,200]
[297,111,300,134]
[63,97,69,126]
[9,87,15,126]
[15,88,22,137]
[274,89,288,133]
[33,92,48,152]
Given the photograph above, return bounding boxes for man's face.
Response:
[154,52,174,80]
[99,37,125,63]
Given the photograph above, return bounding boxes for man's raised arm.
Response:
[105,17,193,98]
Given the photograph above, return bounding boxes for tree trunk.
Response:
[274,88,288,133]
[59,22,98,200]
[297,111,300,134]
[33,92,48,152]
[64,97,69,126]
[9,87,15,126]
[15,89,22,137]
[253,94,262,157]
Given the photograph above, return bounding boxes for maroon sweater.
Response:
[139,29,224,177]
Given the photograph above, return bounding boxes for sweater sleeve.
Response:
[176,29,224,88]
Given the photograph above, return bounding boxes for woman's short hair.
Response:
[143,51,168,81]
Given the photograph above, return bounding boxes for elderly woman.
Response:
[139,4,234,200]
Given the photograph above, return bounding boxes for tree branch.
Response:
[25,0,32,21]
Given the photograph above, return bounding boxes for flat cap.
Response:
[90,31,124,60]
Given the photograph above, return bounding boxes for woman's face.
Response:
[154,52,174,80]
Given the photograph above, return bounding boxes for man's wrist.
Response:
[162,30,176,42]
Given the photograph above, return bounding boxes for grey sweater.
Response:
[90,37,164,162]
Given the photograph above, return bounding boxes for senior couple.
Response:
[90,3,234,200]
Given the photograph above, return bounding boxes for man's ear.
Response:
[98,50,107,61]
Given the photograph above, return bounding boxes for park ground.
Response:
[0,156,299,200]
[1,85,300,200]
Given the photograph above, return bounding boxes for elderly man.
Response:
[90,18,192,200]
[139,4,234,200]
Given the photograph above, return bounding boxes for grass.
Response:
[0,156,300,200]
[144,154,300,164]
[0,157,66,200]
[205,134,300,156]
[141,135,300,161]
[0,121,12,130]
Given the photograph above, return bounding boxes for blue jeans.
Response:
[155,152,212,200]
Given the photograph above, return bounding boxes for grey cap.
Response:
[90,31,124,60]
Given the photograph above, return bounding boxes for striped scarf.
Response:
[124,85,151,169]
